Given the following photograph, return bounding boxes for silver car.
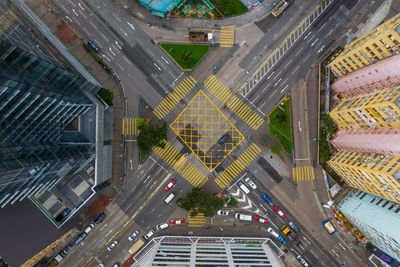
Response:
[107,240,119,251]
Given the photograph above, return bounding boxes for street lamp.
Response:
[90,6,101,16]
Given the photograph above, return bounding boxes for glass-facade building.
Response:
[0,1,112,226]
[133,236,284,267]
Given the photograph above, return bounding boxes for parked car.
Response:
[88,40,99,52]
[112,262,121,267]
[128,230,139,241]
[267,227,279,238]
[245,177,257,189]
[74,232,87,245]
[274,206,286,218]
[217,210,229,216]
[84,223,95,234]
[164,179,176,191]
[94,212,106,224]
[297,255,309,266]
[254,215,267,224]
[144,230,155,240]
[289,221,299,232]
[55,208,70,222]
[277,235,287,245]
[171,219,184,225]
[107,240,119,251]
[260,193,272,204]
[156,222,169,230]
[61,243,75,256]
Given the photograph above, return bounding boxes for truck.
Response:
[188,31,213,42]
[322,219,336,234]
[281,225,301,246]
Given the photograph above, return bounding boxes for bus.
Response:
[129,239,145,254]
[322,220,336,234]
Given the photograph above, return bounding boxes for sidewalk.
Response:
[23,0,126,195]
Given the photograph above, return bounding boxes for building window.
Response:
[376,199,383,205]
[360,193,367,199]
[370,197,376,203]
[382,200,390,208]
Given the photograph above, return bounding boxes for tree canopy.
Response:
[136,119,168,154]
[176,187,224,217]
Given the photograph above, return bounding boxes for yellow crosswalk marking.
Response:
[292,166,313,181]
[188,209,207,226]
[153,142,208,187]
[153,76,197,120]
[220,29,235,47]
[215,144,261,188]
[203,75,233,104]
[227,96,264,130]
[122,118,139,135]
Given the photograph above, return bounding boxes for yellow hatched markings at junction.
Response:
[220,27,235,47]
[203,75,232,104]
[215,144,261,188]
[122,118,139,135]
[292,165,315,181]
[227,96,264,130]
[188,209,207,227]
[153,76,197,120]
[153,142,208,187]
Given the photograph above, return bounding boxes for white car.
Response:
[156,222,169,230]
[128,230,139,241]
[217,210,229,216]
[297,255,309,267]
[267,227,279,238]
[107,240,119,251]
[144,229,155,240]
[245,177,257,189]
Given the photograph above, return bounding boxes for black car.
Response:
[218,134,229,144]
[61,243,75,256]
[94,212,106,224]
[55,208,71,223]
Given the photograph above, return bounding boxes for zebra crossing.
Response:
[220,27,235,47]
[203,75,232,104]
[152,143,208,187]
[292,165,315,181]
[122,118,139,136]
[215,144,261,188]
[188,209,207,227]
[227,96,264,130]
[153,76,197,120]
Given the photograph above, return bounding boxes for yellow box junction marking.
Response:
[170,90,244,171]
[292,165,315,181]
[153,76,197,120]
[219,28,235,47]
[122,118,139,135]
[204,75,264,130]
[153,142,208,187]
[215,144,261,188]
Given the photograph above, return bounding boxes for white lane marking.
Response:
[253,95,259,102]
[261,84,270,93]
[127,22,135,30]
[338,243,347,251]
[168,71,176,79]
[109,47,116,56]
[318,22,327,31]
[274,71,282,79]
[302,54,311,63]
[89,21,98,30]
[143,174,151,184]
[105,51,113,58]
[295,47,304,56]
[68,0,76,7]
[269,90,277,99]
[311,38,319,47]
[273,78,282,87]
[83,28,91,36]
[149,180,157,189]
[123,56,132,65]
[280,78,288,86]
[117,63,125,71]
[267,71,275,80]
[281,84,288,93]
[317,45,326,54]
[283,59,293,69]
[327,28,334,36]
[121,29,128,36]
[78,3,84,10]
[73,17,81,25]
[79,10,87,18]
[331,249,339,257]
[302,236,311,245]
[303,31,311,40]
[102,54,111,61]
[99,223,108,231]
[298,121,302,132]
[291,66,299,75]
[61,5,70,13]
[157,60,165,69]
[72,9,79,16]
[114,41,122,50]
[95,41,103,49]
[111,44,120,52]
[161,56,169,64]
[101,33,109,41]
[112,13,122,22]
[153,63,162,72]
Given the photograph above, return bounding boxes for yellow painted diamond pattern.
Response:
[153,142,208,187]
[153,76,197,120]
[170,90,244,171]
[220,28,235,47]
[215,144,261,188]
[292,166,315,181]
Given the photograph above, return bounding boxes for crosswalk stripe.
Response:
[292,166,313,181]
[122,118,140,135]
[153,76,197,119]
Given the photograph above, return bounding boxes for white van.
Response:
[164,193,175,204]
[267,227,279,238]
[144,229,155,240]
[234,213,252,221]
[156,222,169,230]
[84,223,94,234]
[238,182,250,194]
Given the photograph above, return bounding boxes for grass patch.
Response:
[227,198,238,207]
[211,0,247,17]
[268,98,292,154]
[161,43,209,70]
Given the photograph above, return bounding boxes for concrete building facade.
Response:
[337,189,400,262]
[329,14,400,77]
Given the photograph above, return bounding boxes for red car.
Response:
[254,215,267,224]
[164,179,176,191]
[274,206,286,218]
[170,219,184,225]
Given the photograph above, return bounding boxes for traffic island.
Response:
[268,97,292,154]
[160,43,209,70]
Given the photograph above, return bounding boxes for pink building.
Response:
[331,55,400,98]
[330,128,400,157]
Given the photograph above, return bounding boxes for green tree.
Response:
[179,49,194,62]
[98,88,114,106]
[136,119,168,154]
[176,187,224,217]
